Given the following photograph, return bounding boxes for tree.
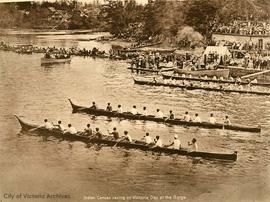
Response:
[184,0,219,37]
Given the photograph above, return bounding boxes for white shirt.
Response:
[155,139,162,147]
[209,117,216,124]
[184,114,191,122]
[142,110,148,116]
[145,136,152,144]
[44,122,53,129]
[66,127,77,134]
[194,116,201,123]
[156,111,164,118]
[131,108,137,115]
[173,139,181,149]
[117,107,123,113]
[190,143,198,151]
[126,134,132,142]
[224,118,231,125]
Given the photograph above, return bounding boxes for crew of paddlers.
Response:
[38,118,198,151]
[89,101,233,125]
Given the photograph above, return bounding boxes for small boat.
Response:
[127,67,174,74]
[41,57,72,65]
[127,67,160,73]
[161,72,270,87]
[14,115,238,161]
[174,68,230,78]
[133,78,270,96]
[68,99,261,133]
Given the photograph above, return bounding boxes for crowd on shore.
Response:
[1,40,269,70]
[0,41,109,58]
[213,20,270,36]
[215,40,270,52]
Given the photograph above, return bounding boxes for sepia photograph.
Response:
[0,0,269,201]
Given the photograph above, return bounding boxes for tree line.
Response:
[0,0,269,46]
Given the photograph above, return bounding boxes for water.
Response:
[0,32,270,202]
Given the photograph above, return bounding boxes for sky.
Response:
[0,0,149,4]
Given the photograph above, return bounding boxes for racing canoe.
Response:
[133,78,270,96]
[68,99,261,133]
[14,115,237,161]
[161,72,270,87]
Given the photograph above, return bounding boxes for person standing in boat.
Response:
[142,132,152,144]
[90,102,97,109]
[224,115,231,125]
[188,138,198,151]
[130,105,138,115]
[209,113,216,124]
[193,114,202,123]
[64,124,77,134]
[156,109,164,118]
[106,103,112,112]
[142,107,148,116]
[83,124,93,136]
[117,104,123,113]
[167,135,181,149]
[183,112,191,122]
[154,136,163,147]
[122,131,132,142]
[108,127,120,140]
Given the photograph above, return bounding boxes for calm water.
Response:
[0,33,270,202]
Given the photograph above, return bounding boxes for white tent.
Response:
[203,46,231,58]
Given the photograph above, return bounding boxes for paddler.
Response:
[122,131,132,142]
[193,113,201,123]
[167,134,181,149]
[183,111,191,122]
[117,104,123,113]
[44,119,53,130]
[209,113,216,124]
[106,103,112,112]
[94,127,103,139]
[64,124,77,134]
[155,109,164,118]
[142,107,148,116]
[90,102,97,109]
[142,132,152,144]
[108,127,120,139]
[130,105,138,115]
[166,110,174,120]
[188,138,198,151]
[154,135,162,147]
[54,120,65,130]
[83,124,92,136]
[224,115,231,125]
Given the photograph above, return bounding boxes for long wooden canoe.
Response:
[133,78,270,96]
[174,68,230,79]
[127,67,160,73]
[41,57,71,65]
[68,99,261,133]
[161,72,270,87]
[14,115,237,161]
[127,67,174,74]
